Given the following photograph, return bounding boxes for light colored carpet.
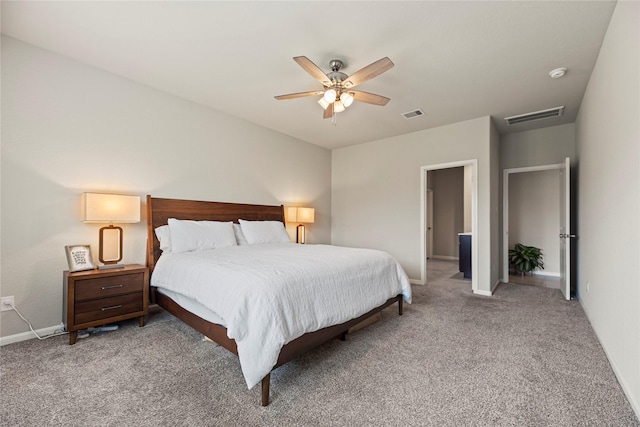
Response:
[1,259,638,426]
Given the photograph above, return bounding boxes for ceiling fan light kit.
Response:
[275,56,394,121]
[340,92,354,107]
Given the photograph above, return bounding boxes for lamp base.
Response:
[296,224,306,244]
[98,263,125,270]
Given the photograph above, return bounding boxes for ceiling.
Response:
[1,1,617,150]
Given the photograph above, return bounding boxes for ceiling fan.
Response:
[275,56,394,119]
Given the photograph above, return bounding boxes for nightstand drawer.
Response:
[75,272,144,301]
[75,293,143,324]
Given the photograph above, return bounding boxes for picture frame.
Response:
[65,244,96,272]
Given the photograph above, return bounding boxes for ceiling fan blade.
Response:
[293,56,332,87]
[275,90,324,100]
[323,102,334,119]
[351,90,390,106]
[342,57,394,89]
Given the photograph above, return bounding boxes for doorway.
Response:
[421,160,478,293]
[502,158,572,300]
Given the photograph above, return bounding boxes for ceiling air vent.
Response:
[505,106,564,125]
[402,109,425,119]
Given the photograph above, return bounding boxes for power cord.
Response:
[8,303,68,340]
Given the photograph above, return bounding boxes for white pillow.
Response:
[168,218,237,253]
[155,225,172,253]
[233,223,249,245]
[239,219,291,244]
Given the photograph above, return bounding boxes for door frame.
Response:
[420,159,478,293]
[502,162,565,283]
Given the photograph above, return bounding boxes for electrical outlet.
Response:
[1,296,15,312]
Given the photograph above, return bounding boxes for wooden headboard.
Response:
[146,195,285,273]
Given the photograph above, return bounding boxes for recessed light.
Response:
[549,68,567,79]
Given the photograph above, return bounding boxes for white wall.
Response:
[332,116,497,293]
[0,36,332,339]
[508,169,560,275]
[575,1,640,417]
[489,119,501,289]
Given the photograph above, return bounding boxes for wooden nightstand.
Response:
[63,264,149,345]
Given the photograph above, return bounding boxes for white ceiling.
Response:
[1,1,617,150]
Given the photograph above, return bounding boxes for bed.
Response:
[146,195,412,405]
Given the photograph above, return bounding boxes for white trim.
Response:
[409,278,426,286]
[0,324,63,346]
[473,289,492,297]
[502,162,564,283]
[421,159,478,293]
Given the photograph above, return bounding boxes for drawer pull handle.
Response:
[101,285,124,290]
[101,305,122,311]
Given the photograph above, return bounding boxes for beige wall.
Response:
[332,116,497,293]
[501,123,576,170]
[575,1,640,416]
[429,168,464,259]
[0,36,332,339]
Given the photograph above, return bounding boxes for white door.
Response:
[559,157,572,300]
[427,189,433,259]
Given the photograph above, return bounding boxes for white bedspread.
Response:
[151,243,412,389]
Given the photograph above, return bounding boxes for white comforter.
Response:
[151,243,412,389]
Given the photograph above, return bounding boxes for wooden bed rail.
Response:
[146,195,406,406]
[157,288,403,406]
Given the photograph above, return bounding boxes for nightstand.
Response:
[63,264,149,345]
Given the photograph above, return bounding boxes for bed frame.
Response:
[146,195,403,406]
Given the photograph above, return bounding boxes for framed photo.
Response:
[65,244,96,272]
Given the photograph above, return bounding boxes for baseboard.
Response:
[473,289,493,297]
[409,278,426,286]
[431,255,459,261]
[532,271,560,278]
[491,279,502,293]
[0,324,63,346]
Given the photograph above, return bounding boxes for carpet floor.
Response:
[1,260,638,426]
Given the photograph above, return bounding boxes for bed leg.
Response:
[340,331,347,341]
[261,373,270,406]
[398,297,403,316]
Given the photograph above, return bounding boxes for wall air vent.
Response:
[505,106,565,125]
[402,109,425,119]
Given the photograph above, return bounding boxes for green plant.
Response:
[508,243,544,276]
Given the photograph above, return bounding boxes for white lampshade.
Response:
[340,92,354,107]
[81,193,140,223]
[333,100,345,113]
[323,88,337,103]
[297,207,315,224]
[287,206,315,224]
[318,97,330,110]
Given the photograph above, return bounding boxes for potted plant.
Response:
[509,243,544,276]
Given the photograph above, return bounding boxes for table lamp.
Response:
[81,193,140,269]
[287,206,315,244]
